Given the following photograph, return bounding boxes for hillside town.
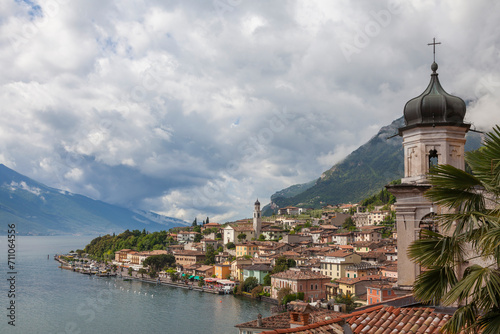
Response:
[109,199,398,304]
[58,54,498,333]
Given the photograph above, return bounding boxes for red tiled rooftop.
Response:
[323,250,353,258]
[271,269,330,280]
[259,305,465,334]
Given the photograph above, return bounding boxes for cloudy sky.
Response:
[0,0,499,223]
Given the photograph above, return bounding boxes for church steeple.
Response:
[253,199,261,237]
[402,62,467,130]
[387,40,470,289]
[398,43,470,183]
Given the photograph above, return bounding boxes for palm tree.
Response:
[408,126,500,334]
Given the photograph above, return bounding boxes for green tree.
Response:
[226,242,235,249]
[272,256,296,274]
[408,126,500,334]
[282,292,305,305]
[263,273,271,286]
[243,277,258,292]
[142,254,176,271]
[167,269,179,282]
[204,245,216,265]
[198,276,205,287]
[237,233,247,242]
[335,292,360,313]
[194,233,202,243]
[277,287,292,305]
[342,216,356,231]
[167,236,176,245]
[258,234,266,241]
[251,285,263,298]
[128,267,133,276]
[192,218,198,226]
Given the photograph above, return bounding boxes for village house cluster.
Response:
[112,199,400,308]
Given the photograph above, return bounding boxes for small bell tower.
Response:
[253,199,262,237]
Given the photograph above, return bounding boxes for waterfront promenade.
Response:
[55,255,229,295]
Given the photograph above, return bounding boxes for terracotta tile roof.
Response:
[196,265,213,272]
[321,225,339,230]
[358,226,385,231]
[258,305,464,334]
[323,250,353,258]
[381,264,397,272]
[347,306,457,334]
[230,223,255,232]
[271,269,330,280]
[336,275,385,285]
[173,250,205,256]
[203,222,220,227]
[236,312,291,330]
[235,308,344,331]
[282,251,301,257]
[244,264,272,272]
[352,241,378,247]
[359,251,386,259]
[332,232,353,236]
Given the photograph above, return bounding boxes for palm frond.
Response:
[408,229,464,267]
[480,223,500,261]
[441,303,478,334]
[467,126,500,194]
[443,265,500,308]
[476,308,500,334]
[426,164,485,217]
[413,265,457,303]
[435,211,492,236]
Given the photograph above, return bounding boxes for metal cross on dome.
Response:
[428,38,441,62]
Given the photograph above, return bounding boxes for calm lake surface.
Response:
[0,236,271,333]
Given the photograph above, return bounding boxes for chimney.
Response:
[257,314,263,327]
[288,301,312,328]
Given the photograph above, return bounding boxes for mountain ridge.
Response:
[263,116,483,215]
[0,164,187,235]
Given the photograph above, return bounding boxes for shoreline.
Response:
[54,255,277,303]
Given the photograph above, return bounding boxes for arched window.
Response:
[429,149,438,169]
[419,213,437,234]
[418,212,437,274]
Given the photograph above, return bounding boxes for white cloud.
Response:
[7,181,44,199]
[0,0,499,223]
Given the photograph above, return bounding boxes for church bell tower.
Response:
[387,40,470,289]
[253,199,262,237]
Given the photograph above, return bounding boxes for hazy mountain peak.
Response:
[0,164,187,235]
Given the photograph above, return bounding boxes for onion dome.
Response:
[403,62,466,128]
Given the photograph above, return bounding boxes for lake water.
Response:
[0,236,271,333]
